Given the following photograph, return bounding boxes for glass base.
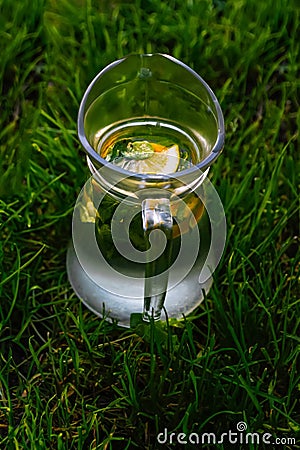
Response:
[66,214,213,328]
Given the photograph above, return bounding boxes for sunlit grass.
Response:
[0,0,299,448]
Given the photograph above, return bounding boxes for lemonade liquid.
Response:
[88,121,205,274]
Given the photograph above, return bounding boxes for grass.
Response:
[0,0,299,448]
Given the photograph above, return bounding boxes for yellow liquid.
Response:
[94,119,203,174]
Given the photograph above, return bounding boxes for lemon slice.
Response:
[114,144,180,174]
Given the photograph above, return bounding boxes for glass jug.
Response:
[67,54,225,327]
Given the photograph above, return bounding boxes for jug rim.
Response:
[78,53,225,182]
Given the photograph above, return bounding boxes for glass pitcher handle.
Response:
[142,198,173,322]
